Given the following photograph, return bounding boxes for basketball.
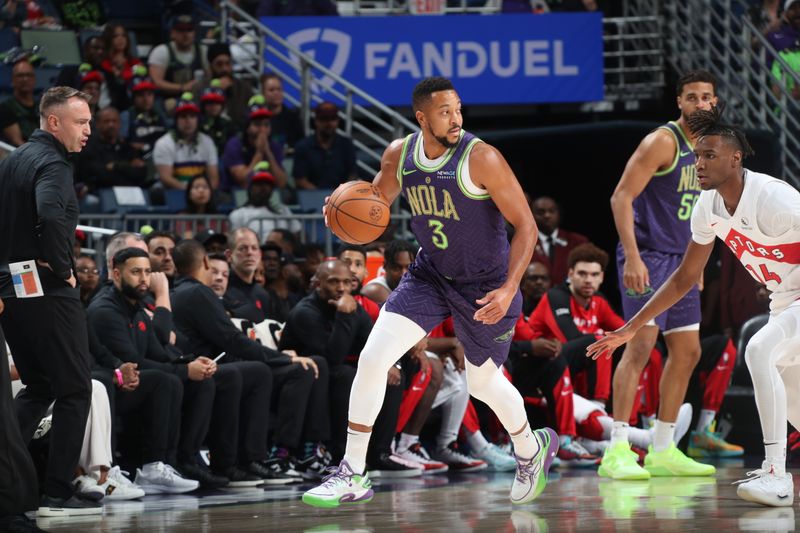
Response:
[326,180,391,244]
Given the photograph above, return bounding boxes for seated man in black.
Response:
[85,319,196,495]
[224,228,272,322]
[77,107,148,190]
[279,260,367,459]
[88,248,266,488]
[170,239,331,480]
[261,242,305,322]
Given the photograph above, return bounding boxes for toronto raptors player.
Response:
[588,105,800,507]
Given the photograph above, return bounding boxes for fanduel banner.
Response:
[262,13,604,105]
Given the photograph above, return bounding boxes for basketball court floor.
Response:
[34,458,798,532]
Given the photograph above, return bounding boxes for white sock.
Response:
[628,427,653,450]
[397,432,419,453]
[696,409,716,432]
[610,421,629,446]
[559,434,572,446]
[510,423,538,459]
[467,430,490,454]
[343,428,372,474]
[652,420,676,452]
[765,440,787,475]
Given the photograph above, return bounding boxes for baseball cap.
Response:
[249,161,275,185]
[314,101,339,120]
[247,94,273,120]
[200,79,226,104]
[175,92,200,115]
[172,14,195,31]
[130,64,156,92]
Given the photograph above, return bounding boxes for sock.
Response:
[696,409,716,432]
[628,427,652,449]
[765,440,787,475]
[467,429,490,454]
[652,420,676,452]
[510,423,538,459]
[559,434,572,447]
[343,428,372,475]
[610,421,629,446]
[397,432,419,453]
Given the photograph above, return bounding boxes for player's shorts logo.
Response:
[493,327,514,343]
[286,28,351,95]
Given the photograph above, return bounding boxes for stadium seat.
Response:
[297,188,333,213]
[0,27,19,53]
[35,67,61,92]
[20,30,81,66]
[98,187,172,215]
[164,188,187,213]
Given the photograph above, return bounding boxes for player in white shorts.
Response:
[587,104,800,507]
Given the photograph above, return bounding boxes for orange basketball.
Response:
[327,181,391,244]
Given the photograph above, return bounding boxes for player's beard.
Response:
[427,123,458,149]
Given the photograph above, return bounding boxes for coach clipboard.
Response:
[9,260,44,298]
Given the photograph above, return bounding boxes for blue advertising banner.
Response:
[262,13,604,105]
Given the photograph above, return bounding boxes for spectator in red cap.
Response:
[229,161,300,242]
[153,93,219,190]
[220,96,287,191]
[200,80,236,154]
[78,65,104,116]
[293,101,357,190]
[120,66,167,156]
[193,42,252,129]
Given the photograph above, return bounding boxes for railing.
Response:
[218,0,418,182]
[662,0,800,186]
[77,212,415,258]
[602,15,664,102]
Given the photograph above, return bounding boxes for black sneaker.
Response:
[213,466,263,488]
[38,493,103,517]
[177,461,230,489]
[0,514,46,532]
[294,443,332,480]
[366,453,423,479]
[246,460,296,485]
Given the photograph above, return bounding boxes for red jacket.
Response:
[528,291,625,342]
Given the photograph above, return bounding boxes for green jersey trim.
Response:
[456,138,490,200]
[653,125,680,177]
[412,130,464,173]
[396,134,414,188]
[672,120,694,150]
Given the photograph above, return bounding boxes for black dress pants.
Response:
[208,362,272,470]
[2,296,92,499]
[272,357,330,449]
[0,324,38,514]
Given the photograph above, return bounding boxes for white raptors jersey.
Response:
[691,169,800,313]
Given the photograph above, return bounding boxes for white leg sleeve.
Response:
[745,305,800,444]
[465,358,528,434]
[348,311,426,426]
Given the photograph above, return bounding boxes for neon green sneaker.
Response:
[302,460,373,508]
[644,443,716,476]
[598,441,651,480]
[687,423,744,458]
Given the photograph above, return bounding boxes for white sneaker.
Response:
[739,507,796,532]
[474,443,517,472]
[735,462,794,507]
[432,441,487,472]
[302,460,374,509]
[99,466,145,500]
[511,427,559,505]
[135,462,199,495]
[72,475,104,501]
[394,443,448,474]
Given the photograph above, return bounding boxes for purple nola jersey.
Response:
[632,121,701,254]
[397,130,509,281]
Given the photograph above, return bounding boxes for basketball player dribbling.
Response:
[589,105,800,506]
[303,77,559,508]
[597,70,720,480]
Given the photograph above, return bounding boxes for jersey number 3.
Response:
[746,263,782,284]
[428,220,449,250]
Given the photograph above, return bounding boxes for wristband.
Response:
[114,368,124,387]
